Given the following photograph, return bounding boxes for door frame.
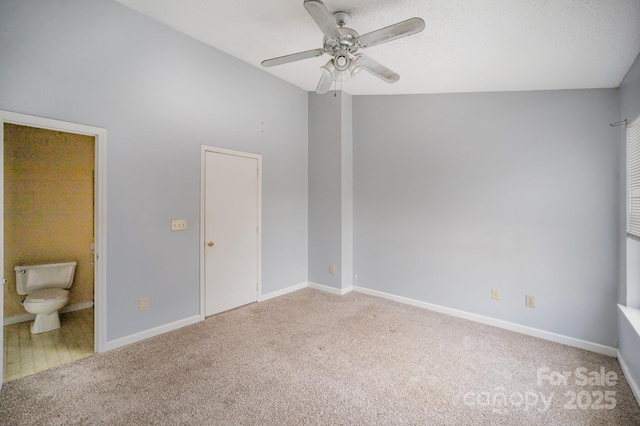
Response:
[200,145,262,320]
[1,110,107,358]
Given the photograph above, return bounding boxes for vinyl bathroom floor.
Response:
[3,308,94,383]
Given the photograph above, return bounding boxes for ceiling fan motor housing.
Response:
[324,27,360,55]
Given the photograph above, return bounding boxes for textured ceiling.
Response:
[115,0,640,95]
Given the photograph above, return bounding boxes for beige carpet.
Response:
[0,288,639,425]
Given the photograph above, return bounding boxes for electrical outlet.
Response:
[525,295,535,308]
[491,289,500,300]
[139,297,149,312]
[171,219,187,231]
[329,265,335,275]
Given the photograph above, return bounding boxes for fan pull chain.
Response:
[333,78,342,98]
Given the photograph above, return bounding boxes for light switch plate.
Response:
[171,219,187,231]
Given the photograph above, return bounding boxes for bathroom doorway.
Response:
[0,111,107,385]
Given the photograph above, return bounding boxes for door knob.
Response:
[207,241,215,247]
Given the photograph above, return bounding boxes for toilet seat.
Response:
[25,288,69,303]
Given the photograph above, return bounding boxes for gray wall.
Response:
[308,92,343,288]
[353,90,620,346]
[308,91,354,290]
[341,93,354,290]
[0,0,309,341]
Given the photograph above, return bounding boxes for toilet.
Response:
[14,262,77,334]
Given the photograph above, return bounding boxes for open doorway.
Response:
[0,111,106,386]
[4,123,94,381]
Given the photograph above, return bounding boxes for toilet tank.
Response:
[14,262,77,295]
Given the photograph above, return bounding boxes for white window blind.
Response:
[628,116,640,237]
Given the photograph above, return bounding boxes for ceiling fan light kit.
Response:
[261,0,425,94]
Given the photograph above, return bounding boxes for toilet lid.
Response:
[25,288,69,302]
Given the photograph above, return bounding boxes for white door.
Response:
[204,150,259,316]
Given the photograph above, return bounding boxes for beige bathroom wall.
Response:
[4,123,95,318]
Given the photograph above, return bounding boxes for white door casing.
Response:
[201,146,261,317]
[0,110,107,388]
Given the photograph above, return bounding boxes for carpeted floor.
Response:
[0,288,639,425]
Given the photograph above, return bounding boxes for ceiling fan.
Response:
[261,0,425,94]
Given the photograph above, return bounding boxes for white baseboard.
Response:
[3,301,95,326]
[617,349,640,407]
[259,282,308,302]
[260,282,355,300]
[309,282,353,296]
[353,286,617,357]
[104,315,201,352]
[105,281,318,353]
[97,283,616,359]
[3,313,33,326]
[61,301,94,314]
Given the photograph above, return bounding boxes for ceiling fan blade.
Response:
[357,17,425,48]
[355,55,399,83]
[261,48,325,67]
[304,0,343,40]
[316,61,335,94]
